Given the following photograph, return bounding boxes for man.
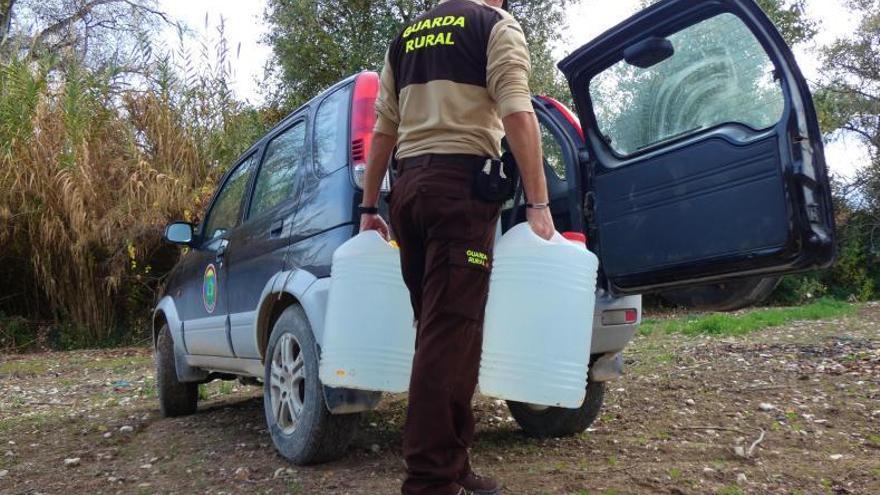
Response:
[358,0,554,493]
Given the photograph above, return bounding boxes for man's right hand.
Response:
[526,207,555,240]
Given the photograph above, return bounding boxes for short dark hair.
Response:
[502,0,509,10]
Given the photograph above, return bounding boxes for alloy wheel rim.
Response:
[269,333,306,435]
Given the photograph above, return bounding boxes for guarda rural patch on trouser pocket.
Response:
[444,245,492,321]
[402,15,466,53]
[465,248,490,270]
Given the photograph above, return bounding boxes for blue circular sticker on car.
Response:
[203,264,218,313]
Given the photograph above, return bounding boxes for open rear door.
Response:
[559,0,835,295]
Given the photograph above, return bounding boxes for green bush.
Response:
[771,275,829,306]
[0,314,37,351]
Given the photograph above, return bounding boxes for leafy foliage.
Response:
[754,0,817,46]
[817,0,880,157]
[0,0,171,73]
[776,0,880,304]
[262,0,572,109]
[639,0,818,48]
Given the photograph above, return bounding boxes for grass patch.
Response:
[0,358,49,376]
[640,299,854,337]
[140,378,157,398]
[0,412,54,434]
[81,355,152,372]
[653,431,671,441]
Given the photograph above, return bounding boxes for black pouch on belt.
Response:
[474,154,518,202]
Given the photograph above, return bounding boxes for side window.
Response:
[202,154,258,240]
[314,85,352,175]
[250,120,307,217]
[589,13,785,157]
[541,122,566,180]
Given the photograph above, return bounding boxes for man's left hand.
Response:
[360,214,390,240]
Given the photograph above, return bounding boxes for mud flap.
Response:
[174,338,209,383]
[323,386,383,414]
[589,352,624,382]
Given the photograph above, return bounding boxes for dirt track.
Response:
[1,304,878,494]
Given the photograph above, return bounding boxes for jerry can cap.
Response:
[562,232,587,245]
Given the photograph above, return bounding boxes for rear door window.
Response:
[202,153,258,240]
[314,85,352,175]
[589,13,785,157]
[541,123,566,180]
[250,120,307,217]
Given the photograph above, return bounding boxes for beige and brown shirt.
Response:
[374,0,534,159]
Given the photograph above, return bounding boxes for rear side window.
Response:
[250,121,307,217]
[589,13,785,156]
[314,85,353,175]
[202,154,258,240]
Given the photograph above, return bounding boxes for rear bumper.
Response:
[590,292,641,355]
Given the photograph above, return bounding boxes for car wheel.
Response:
[507,380,605,438]
[155,323,198,417]
[659,276,781,312]
[263,304,360,465]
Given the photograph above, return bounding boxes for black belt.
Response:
[397,154,493,173]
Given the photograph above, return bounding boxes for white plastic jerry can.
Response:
[479,223,599,408]
[319,231,415,393]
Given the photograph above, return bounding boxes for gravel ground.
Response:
[0,303,878,494]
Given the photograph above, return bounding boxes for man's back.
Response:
[374,0,533,160]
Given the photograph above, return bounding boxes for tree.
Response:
[262,0,572,109]
[639,0,817,47]
[817,0,879,165]
[816,0,879,215]
[0,0,171,72]
[814,0,880,295]
[754,0,817,46]
[0,1,16,44]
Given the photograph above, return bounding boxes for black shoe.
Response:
[457,471,500,495]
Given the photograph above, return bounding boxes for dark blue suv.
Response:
[154,0,835,465]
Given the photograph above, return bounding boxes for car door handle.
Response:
[215,239,229,262]
[269,219,284,238]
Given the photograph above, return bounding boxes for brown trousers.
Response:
[389,155,501,495]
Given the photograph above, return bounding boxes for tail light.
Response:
[538,95,584,141]
[601,308,639,326]
[350,72,388,190]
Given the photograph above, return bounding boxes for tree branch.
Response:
[28,0,172,59]
[0,0,15,42]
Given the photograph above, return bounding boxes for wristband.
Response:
[358,205,379,215]
[526,202,550,210]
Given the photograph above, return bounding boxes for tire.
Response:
[155,324,198,417]
[507,380,606,438]
[659,276,781,312]
[263,304,360,465]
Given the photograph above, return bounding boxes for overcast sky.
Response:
[158,0,869,178]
